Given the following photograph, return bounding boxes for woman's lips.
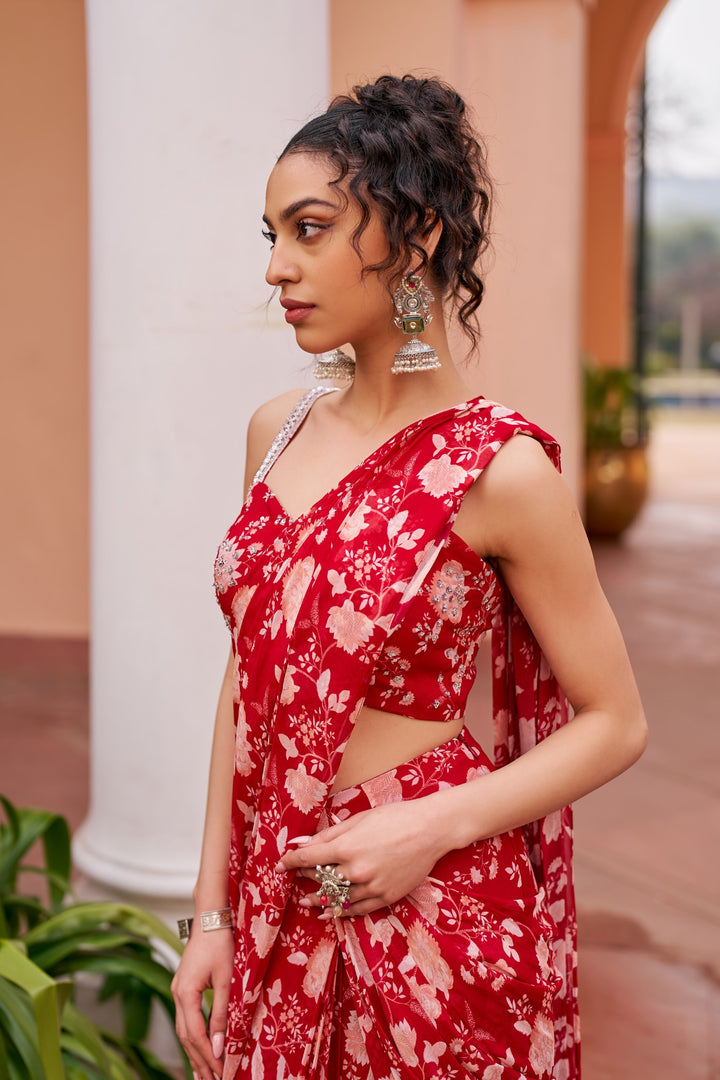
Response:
[281,299,315,325]
[284,306,314,324]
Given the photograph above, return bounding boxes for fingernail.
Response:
[298,898,311,908]
[287,835,312,845]
[274,860,287,872]
[212,1031,225,1057]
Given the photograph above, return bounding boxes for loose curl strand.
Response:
[280,74,493,349]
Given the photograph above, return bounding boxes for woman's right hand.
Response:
[171,926,235,1080]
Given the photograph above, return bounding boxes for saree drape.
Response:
[213,391,580,1080]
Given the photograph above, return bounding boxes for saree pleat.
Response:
[215,392,580,1079]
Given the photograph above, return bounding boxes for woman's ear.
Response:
[422,214,443,262]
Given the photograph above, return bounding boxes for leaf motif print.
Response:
[316,669,331,701]
[284,764,327,812]
[234,701,253,777]
[387,510,409,540]
[391,1019,420,1067]
[301,938,336,1000]
[346,1010,371,1065]
[231,584,257,631]
[281,556,315,635]
[327,568,347,595]
[406,977,442,1019]
[528,1012,555,1076]
[417,454,466,496]
[339,502,371,541]
[402,920,453,995]
[249,912,276,959]
[326,599,375,654]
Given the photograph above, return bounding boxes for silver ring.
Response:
[315,863,352,912]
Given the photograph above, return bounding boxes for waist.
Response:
[329,704,465,793]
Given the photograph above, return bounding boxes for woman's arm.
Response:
[425,433,648,848]
[172,389,309,1078]
[172,650,236,1080]
[279,435,648,915]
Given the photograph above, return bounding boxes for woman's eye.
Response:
[261,229,276,247]
[297,220,327,240]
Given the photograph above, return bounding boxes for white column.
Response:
[75,1,329,905]
[460,0,588,497]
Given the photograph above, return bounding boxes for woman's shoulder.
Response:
[244,388,309,487]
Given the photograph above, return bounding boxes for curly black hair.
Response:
[280,74,493,347]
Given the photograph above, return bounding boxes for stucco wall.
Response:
[0,0,89,635]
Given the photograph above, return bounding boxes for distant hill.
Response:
[648,174,720,226]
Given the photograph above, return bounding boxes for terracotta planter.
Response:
[584,445,649,538]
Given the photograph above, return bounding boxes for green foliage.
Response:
[584,361,647,450]
[0,795,191,1080]
[647,218,720,367]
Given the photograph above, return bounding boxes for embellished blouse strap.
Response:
[252,386,340,486]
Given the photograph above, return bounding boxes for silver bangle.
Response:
[177,907,233,941]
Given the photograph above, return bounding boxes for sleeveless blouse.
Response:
[221,387,500,724]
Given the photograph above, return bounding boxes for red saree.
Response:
[213,390,580,1080]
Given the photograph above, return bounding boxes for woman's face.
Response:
[263,152,394,355]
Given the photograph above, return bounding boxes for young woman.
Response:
[171,75,647,1080]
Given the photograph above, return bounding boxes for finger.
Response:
[319,894,388,920]
[178,995,220,1079]
[279,816,367,868]
[279,840,356,872]
[287,818,356,849]
[208,981,229,1066]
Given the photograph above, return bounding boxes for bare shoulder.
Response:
[244,388,308,490]
[474,433,585,562]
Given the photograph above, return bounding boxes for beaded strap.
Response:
[252,386,339,487]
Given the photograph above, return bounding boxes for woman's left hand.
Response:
[276,798,451,918]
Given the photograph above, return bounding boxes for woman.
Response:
[171,75,647,1080]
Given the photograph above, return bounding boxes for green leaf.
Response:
[0,975,48,1080]
[25,903,182,956]
[60,1000,112,1074]
[41,817,71,912]
[0,943,65,1080]
[0,801,71,919]
[0,1025,12,1080]
[48,954,173,1002]
[29,930,140,972]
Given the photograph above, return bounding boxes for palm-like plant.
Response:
[0,794,192,1080]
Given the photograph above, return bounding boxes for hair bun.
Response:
[354,74,465,122]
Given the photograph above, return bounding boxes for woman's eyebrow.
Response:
[262,197,339,227]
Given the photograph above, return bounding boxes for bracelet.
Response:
[177,907,233,941]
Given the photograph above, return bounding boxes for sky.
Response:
[646,0,720,177]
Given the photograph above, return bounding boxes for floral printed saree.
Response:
[213,390,580,1080]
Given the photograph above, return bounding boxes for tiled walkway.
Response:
[1,412,719,1077]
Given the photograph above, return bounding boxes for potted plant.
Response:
[583,361,650,538]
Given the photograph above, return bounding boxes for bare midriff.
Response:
[329,706,465,793]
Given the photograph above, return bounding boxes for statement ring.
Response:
[315,863,352,913]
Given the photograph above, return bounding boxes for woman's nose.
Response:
[265,243,300,287]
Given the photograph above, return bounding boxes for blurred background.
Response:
[1,1,718,1076]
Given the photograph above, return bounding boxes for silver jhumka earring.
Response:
[312,349,355,381]
[391,274,441,374]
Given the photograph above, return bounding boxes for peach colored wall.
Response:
[0,0,88,636]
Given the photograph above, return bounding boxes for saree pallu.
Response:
[215,391,580,1080]
[223,731,561,1080]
